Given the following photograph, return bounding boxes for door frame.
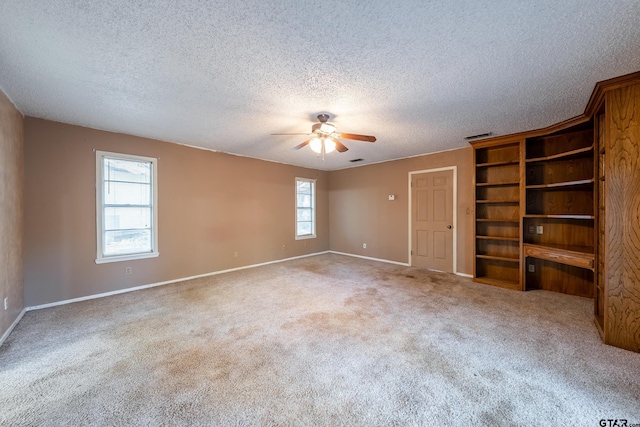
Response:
[408,166,458,273]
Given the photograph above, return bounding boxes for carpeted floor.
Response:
[1,253,639,426]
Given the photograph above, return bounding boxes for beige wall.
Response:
[23,117,473,307]
[0,90,24,337]
[24,118,329,306]
[328,148,474,275]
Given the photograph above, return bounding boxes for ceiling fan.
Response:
[272,114,376,158]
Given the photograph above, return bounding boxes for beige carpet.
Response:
[1,253,639,426]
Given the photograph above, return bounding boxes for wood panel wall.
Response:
[605,84,640,352]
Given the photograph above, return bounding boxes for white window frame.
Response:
[95,150,159,264]
[295,177,316,240]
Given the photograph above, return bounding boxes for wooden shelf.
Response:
[524,243,594,270]
[524,242,594,255]
[476,218,520,223]
[526,144,594,163]
[476,199,519,204]
[476,160,519,167]
[474,276,522,291]
[476,235,520,241]
[476,181,520,187]
[476,254,520,263]
[526,178,594,189]
[524,214,594,220]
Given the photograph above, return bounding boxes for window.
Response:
[96,151,158,263]
[296,178,316,239]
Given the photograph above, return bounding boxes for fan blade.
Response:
[272,133,313,136]
[292,139,312,150]
[333,139,349,153]
[337,133,376,142]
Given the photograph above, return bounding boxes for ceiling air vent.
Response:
[464,132,493,141]
[350,158,364,163]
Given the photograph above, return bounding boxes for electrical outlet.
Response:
[234,251,238,258]
[528,264,535,273]
[536,225,543,234]
[125,267,132,275]
[282,244,286,250]
[4,297,8,310]
[363,243,367,249]
[528,225,535,234]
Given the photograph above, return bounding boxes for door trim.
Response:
[408,166,458,274]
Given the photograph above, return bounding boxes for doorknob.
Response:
[447,225,453,229]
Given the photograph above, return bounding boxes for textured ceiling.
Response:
[1,1,639,170]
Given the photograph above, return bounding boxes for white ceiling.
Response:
[1,1,639,170]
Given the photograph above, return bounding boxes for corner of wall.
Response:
[0,89,25,344]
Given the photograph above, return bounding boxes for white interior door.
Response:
[411,169,454,272]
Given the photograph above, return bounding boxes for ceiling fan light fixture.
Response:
[279,113,375,155]
[324,138,336,153]
[309,137,323,153]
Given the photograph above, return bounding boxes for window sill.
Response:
[95,252,159,264]
[295,234,316,240]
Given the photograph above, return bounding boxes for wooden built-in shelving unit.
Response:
[523,125,595,298]
[473,141,523,291]
[469,71,640,353]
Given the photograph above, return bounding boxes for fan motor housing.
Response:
[317,113,330,123]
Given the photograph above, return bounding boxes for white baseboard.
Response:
[328,250,473,279]
[0,308,26,347]
[328,251,411,267]
[24,249,472,314]
[27,251,331,311]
